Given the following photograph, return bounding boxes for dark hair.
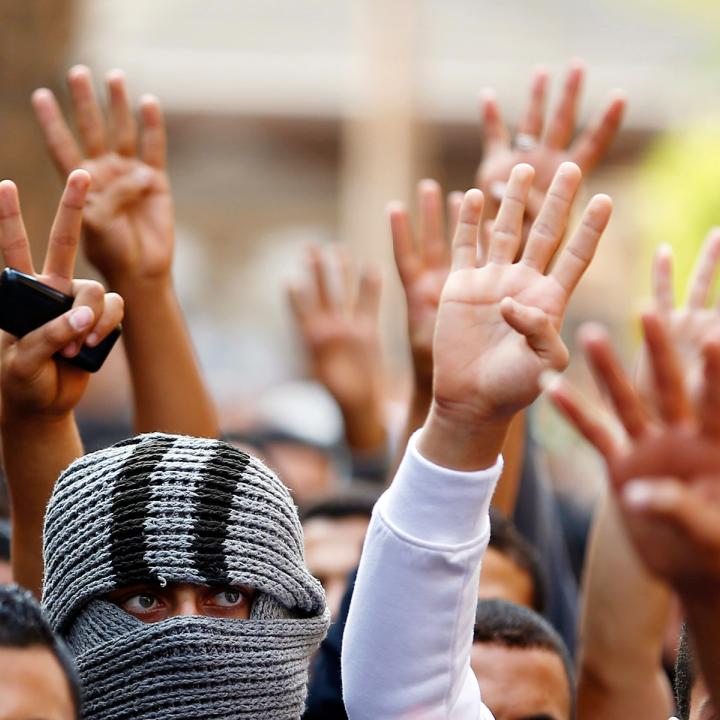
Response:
[0,518,10,562]
[300,485,380,524]
[473,598,575,710]
[0,585,81,717]
[674,624,694,720]
[489,508,547,613]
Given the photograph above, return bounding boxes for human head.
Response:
[675,624,716,720]
[0,584,79,720]
[42,433,330,719]
[481,509,546,612]
[301,488,378,618]
[471,599,574,720]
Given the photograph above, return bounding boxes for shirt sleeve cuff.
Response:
[379,430,503,547]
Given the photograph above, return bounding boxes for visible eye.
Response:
[211,588,246,608]
[121,593,161,614]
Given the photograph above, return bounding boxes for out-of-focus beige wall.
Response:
[3,0,720,497]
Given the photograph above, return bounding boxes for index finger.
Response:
[0,180,34,274]
[687,228,720,309]
[42,170,91,281]
[31,88,84,175]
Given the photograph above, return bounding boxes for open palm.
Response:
[478,62,625,227]
[32,66,173,286]
[433,162,612,425]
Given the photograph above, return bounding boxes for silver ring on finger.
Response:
[514,132,538,152]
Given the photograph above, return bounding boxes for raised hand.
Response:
[636,230,720,405]
[389,180,462,385]
[478,61,626,226]
[288,244,385,451]
[547,314,720,594]
[418,162,611,470]
[0,170,124,418]
[32,65,172,287]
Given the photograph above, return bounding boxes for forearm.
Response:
[113,278,219,438]
[343,431,500,719]
[1,412,83,596]
[491,411,525,516]
[577,491,673,720]
[389,380,432,478]
[340,395,386,454]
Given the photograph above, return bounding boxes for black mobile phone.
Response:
[0,268,121,373]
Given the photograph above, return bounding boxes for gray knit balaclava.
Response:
[41,433,330,720]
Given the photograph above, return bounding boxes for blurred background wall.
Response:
[2,0,720,499]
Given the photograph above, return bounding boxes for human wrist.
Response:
[340,393,387,452]
[107,272,174,303]
[417,401,510,471]
[1,407,75,435]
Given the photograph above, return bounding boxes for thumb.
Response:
[8,306,95,381]
[85,166,154,224]
[500,297,569,370]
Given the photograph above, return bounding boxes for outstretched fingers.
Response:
[31,88,83,174]
[355,265,382,320]
[480,90,509,155]
[687,228,720,309]
[517,67,549,140]
[570,92,627,173]
[580,323,649,439]
[641,311,691,424]
[487,164,535,264]
[67,65,107,158]
[545,61,585,149]
[522,162,582,272]
[106,70,138,157]
[542,370,618,460]
[139,95,167,169]
[652,244,675,314]
[418,179,447,267]
[0,180,34,274]
[550,193,612,295]
[42,170,91,283]
[700,335,720,439]
[450,189,484,271]
[389,202,420,288]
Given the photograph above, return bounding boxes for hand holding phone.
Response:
[0,170,124,421]
[0,269,120,373]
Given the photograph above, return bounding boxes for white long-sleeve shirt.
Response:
[342,431,502,720]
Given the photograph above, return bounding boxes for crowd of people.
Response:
[0,56,718,720]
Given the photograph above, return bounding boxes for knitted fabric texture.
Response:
[66,600,328,720]
[41,433,330,719]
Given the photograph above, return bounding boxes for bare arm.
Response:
[576,491,673,720]
[32,66,218,437]
[0,171,124,595]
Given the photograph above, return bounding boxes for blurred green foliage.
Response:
[638,120,720,302]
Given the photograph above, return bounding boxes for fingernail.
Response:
[86,332,99,347]
[69,306,93,331]
[489,181,507,201]
[622,481,654,509]
[539,370,562,393]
